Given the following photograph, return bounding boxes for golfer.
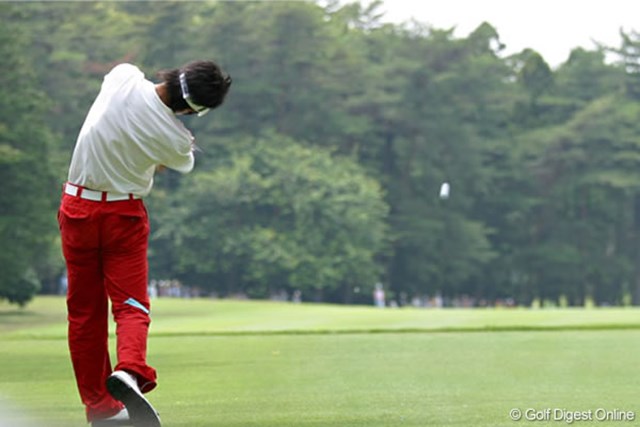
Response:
[58,60,231,426]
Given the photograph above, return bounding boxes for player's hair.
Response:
[158,60,232,113]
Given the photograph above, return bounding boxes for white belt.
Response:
[64,183,140,202]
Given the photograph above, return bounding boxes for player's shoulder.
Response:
[105,63,144,83]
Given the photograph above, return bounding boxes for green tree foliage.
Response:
[555,48,622,103]
[618,30,640,100]
[6,0,640,306]
[379,22,507,298]
[530,98,640,304]
[0,5,57,306]
[150,134,388,303]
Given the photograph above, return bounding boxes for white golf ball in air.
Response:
[439,182,450,199]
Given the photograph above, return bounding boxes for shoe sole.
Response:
[106,375,161,427]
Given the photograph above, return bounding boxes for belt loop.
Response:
[101,191,107,202]
[129,193,134,201]
[77,186,84,198]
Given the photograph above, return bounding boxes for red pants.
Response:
[58,191,157,421]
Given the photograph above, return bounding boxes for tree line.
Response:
[1,1,640,306]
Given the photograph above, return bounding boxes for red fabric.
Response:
[58,191,157,421]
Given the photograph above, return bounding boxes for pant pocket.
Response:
[59,210,97,250]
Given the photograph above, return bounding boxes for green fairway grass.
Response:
[1,297,639,426]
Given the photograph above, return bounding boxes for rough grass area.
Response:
[1,297,639,426]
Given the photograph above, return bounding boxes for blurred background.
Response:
[2,0,640,308]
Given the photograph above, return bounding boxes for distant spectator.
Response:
[148,280,158,299]
[373,283,386,308]
[292,290,302,304]
[58,272,68,295]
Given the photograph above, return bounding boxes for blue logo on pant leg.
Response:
[124,297,150,314]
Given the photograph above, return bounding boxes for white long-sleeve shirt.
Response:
[67,63,195,197]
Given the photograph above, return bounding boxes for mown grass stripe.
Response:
[145,323,640,335]
[5,322,640,341]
